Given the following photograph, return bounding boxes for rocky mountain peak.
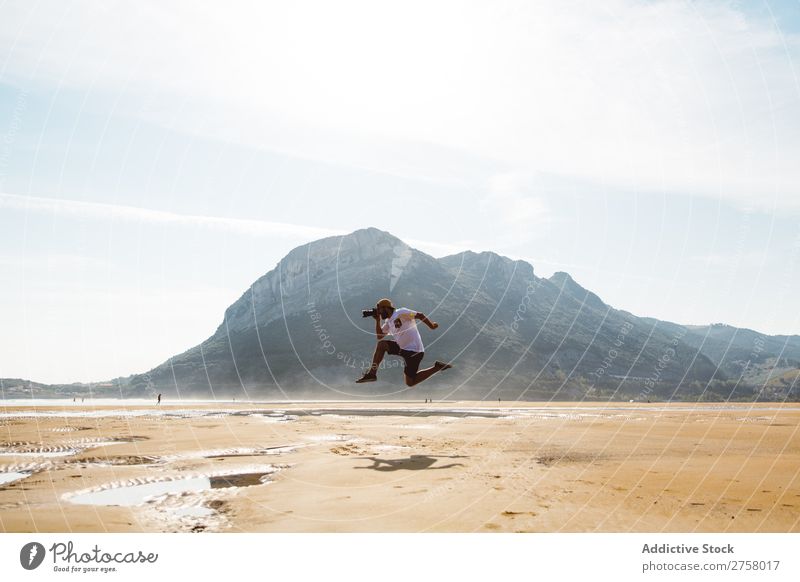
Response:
[548,271,606,310]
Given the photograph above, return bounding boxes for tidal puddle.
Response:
[68,455,162,467]
[294,408,505,418]
[209,473,269,487]
[202,445,300,459]
[68,471,276,507]
[0,472,30,486]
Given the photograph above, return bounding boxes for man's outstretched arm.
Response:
[414,312,439,330]
[375,312,387,339]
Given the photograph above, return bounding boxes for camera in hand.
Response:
[362,308,377,318]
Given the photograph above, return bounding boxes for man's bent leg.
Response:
[404,364,443,387]
[367,340,393,374]
[356,340,394,382]
[403,352,452,387]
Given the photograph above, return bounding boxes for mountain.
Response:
[110,227,798,401]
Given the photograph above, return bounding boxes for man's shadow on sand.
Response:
[354,454,468,472]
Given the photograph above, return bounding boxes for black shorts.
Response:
[385,340,424,378]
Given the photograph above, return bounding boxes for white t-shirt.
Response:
[381,307,424,353]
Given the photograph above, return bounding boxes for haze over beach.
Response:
[1,0,800,538]
[4,227,799,402]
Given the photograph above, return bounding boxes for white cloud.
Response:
[688,250,770,268]
[483,172,550,225]
[0,192,346,239]
[1,1,799,209]
[0,252,112,271]
[0,192,466,257]
[474,172,552,250]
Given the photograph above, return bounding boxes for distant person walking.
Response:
[356,298,452,386]
[157,393,161,405]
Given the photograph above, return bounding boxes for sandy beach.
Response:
[0,400,798,533]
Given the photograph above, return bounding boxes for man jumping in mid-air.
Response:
[355,298,452,386]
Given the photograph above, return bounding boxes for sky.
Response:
[1,0,799,384]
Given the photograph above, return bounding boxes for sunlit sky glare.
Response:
[1,0,799,384]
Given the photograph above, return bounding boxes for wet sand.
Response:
[1,400,798,532]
